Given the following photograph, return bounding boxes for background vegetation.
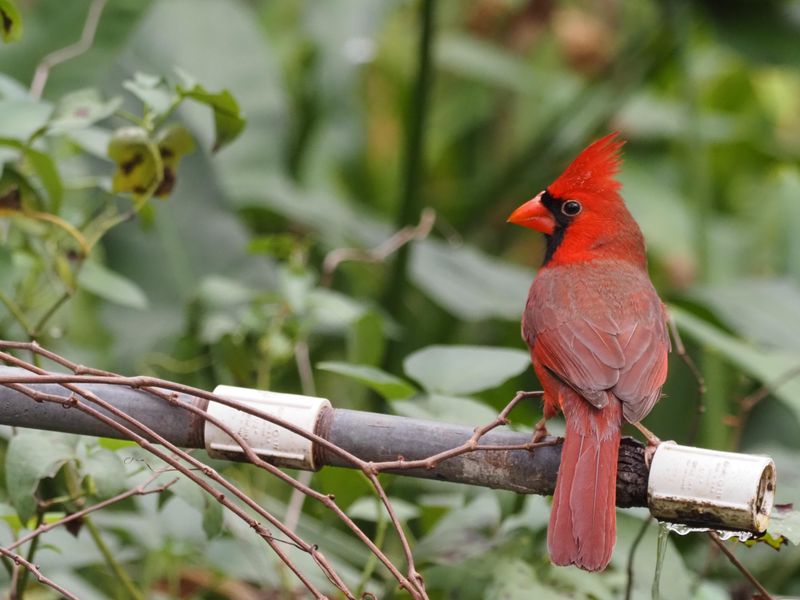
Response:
[1,0,800,598]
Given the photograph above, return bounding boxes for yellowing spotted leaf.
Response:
[107,127,162,200]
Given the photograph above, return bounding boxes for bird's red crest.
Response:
[548,133,625,199]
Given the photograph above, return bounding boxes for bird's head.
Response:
[508,133,645,267]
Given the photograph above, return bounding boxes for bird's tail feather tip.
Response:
[546,403,621,572]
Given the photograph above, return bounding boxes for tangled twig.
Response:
[708,532,773,600]
[29,0,108,100]
[0,340,554,598]
[321,208,436,288]
[0,545,81,600]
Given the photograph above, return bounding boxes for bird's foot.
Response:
[633,422,663,468]
[531,418,549,444]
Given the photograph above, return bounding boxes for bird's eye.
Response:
[561,200,582,216]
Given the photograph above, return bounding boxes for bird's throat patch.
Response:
[540,189,572,265]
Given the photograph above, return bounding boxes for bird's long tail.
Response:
[547,387,622,571]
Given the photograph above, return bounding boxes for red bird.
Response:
[508,134,669,571]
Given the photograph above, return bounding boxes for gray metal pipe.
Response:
[0,368,207,446]
[319,408,647,507]
[0,367,648,506]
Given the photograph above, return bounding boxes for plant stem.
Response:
[63,463,144,600]
[0,292,33,337]
[84,517,145,600]
[671,0,730,448]
[381,0,436,366]
[15,512,44,598]
[708,532,773,599]
[625,516,652,600]
[356,506,388,597]
[114,109,147,128]
[32,290,73,338]
[675,1,710,281]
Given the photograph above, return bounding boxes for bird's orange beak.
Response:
[507,192,556,234]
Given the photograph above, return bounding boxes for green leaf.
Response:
[0,502,24,533]
[769,505,800,545]
[153,123,195,197]
[347,496,420,522]
[258,330,293,362]
[0,73,27,99]
[670,306,800,421]
[97,437,137,451]
[691,582,732,600]
[0,245,12,293]
[0,144,17,178]
[410,239,532,321]
[437,33,538,95]
[247,233,300,260]
[347,310,386,366]
[415,493,501,564]
[0,0,22,43]
[67,126,113,159]
[107,126,163,199]
[616,92,737,142]
[743,530,787,551]
[278,266,314,313]
[200,313,240,344]
[198,275,254,308]
[392,394,499,427]
[691,279,800,353]
[307,288,365,331]
[54,253,75,290]
[5,431,77,522]
[486,559,561,600]
[24,147,62,210]
[0,100,53,140]
[48,88,123,131]
[545,565,617,600]
[317,362,417,401]
[196,276,255,343]
[499,495,551,535]
[168,475,224,538]
[78,260,148,309]
[122,72,176,116]
[177,73,246,152]
[82,449,127,499]
[243,176,388,248]
[620,161,694,260]
[403,345,530,395]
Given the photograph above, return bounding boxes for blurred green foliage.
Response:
[1,0,800,598]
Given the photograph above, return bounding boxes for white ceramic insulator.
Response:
[204,385,331,470]
[647,442,776,533]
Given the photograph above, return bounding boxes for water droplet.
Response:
[652,523,671,600]
[660,522,755,541]
[715,529,755,542]
[662,522,707,536]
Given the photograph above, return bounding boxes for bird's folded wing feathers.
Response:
[530,300,669,422]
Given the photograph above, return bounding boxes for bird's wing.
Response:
[526,267,670,422]
[532,319,623,408]
[612,317,670,422]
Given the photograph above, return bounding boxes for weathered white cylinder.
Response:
[204,385,331,469]
[647,442,775,533]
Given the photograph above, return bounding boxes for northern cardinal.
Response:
[507,134,669,571]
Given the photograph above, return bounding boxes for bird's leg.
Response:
[633,421,661,467]
[531,416,550,444]
[633,421,660,445]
